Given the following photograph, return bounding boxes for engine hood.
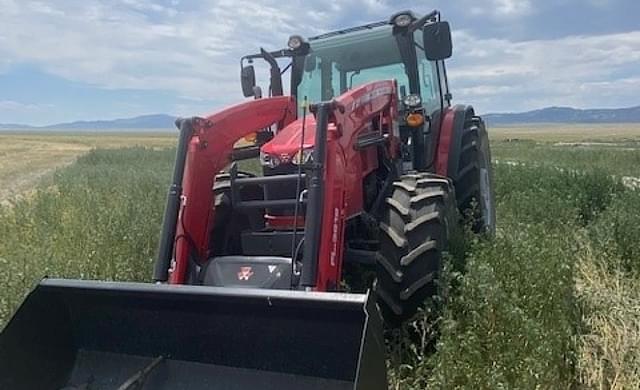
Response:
[261,115,316,159]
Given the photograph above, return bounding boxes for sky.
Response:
[0,0,639,126]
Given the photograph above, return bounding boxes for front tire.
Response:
[375,173,457,326]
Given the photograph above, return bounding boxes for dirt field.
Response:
[489,122,640,142]
[0,131,175,203]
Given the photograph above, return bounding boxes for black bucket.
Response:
[0,279,387,390]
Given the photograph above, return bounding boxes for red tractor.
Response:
[0,10,494,390]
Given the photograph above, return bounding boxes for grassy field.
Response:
[0,126,639,388]
[490,123,640,143]
[492,140,640,177]
[0,131,175,204]
[389,123,640,389]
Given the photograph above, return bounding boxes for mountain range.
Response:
[2,106,640,130]
[0,114,177,131]
[484,105,640,125]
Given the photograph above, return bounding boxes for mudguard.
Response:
[435,104,496,233]
[434,104,476,178]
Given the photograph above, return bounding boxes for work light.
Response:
[403,94,422,108]
[287,35,304,50]
[392,13,413,27]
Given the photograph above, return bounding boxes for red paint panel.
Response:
[169,96,296,284]
[314,80,399,290]
[265,214,305,230]
[435,107,456,176]
[261,115,317,157]
[315,130,346,291]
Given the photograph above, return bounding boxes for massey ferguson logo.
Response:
[237,266,254,281]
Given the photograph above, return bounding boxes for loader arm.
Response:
[305,80,399,290]
[155,96,296,284]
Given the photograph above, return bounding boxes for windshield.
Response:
[297,26,410,111]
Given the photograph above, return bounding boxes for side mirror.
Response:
[423,21,452,61]
[241,65,256,97]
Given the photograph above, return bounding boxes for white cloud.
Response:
[27,1,65,16]
[494,0,532,16]
[0,0,326,109]
[0,100,53,112]
[448,30,640,112]
[470,0,533,17]
[0,0,639,117]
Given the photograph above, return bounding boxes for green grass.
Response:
[388,161,640,388]
[388,165,616,388]
[0,147,173,322]
[1,141,639,388]
[493,139,640,177]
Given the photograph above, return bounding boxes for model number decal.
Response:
[350,85,393,110]
[330,207,340,267]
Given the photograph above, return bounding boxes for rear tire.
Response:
[455,117,496,234]
[375,173,457,326]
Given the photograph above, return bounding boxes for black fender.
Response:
[423,108,442,171]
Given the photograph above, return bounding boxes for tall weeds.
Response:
[1,146,639,388]
[0,147,173,323]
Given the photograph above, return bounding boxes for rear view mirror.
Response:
[241,65,256,97]
[423,21,452,61]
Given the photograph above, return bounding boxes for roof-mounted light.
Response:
[392,13,414,28]
[287,35,305,50]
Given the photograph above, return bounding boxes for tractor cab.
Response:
[240,10,453,173]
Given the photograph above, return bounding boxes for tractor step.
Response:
[229,163,307,211]
[232,173,307,186]
[0,279,387,390]
[234,198,305,210]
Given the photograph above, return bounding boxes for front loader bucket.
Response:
[0,279,387,390]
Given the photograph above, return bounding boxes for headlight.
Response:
[392,13,413,28]
[292,148,314,165]
[260,151,281,168]
[403,94,422,108]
